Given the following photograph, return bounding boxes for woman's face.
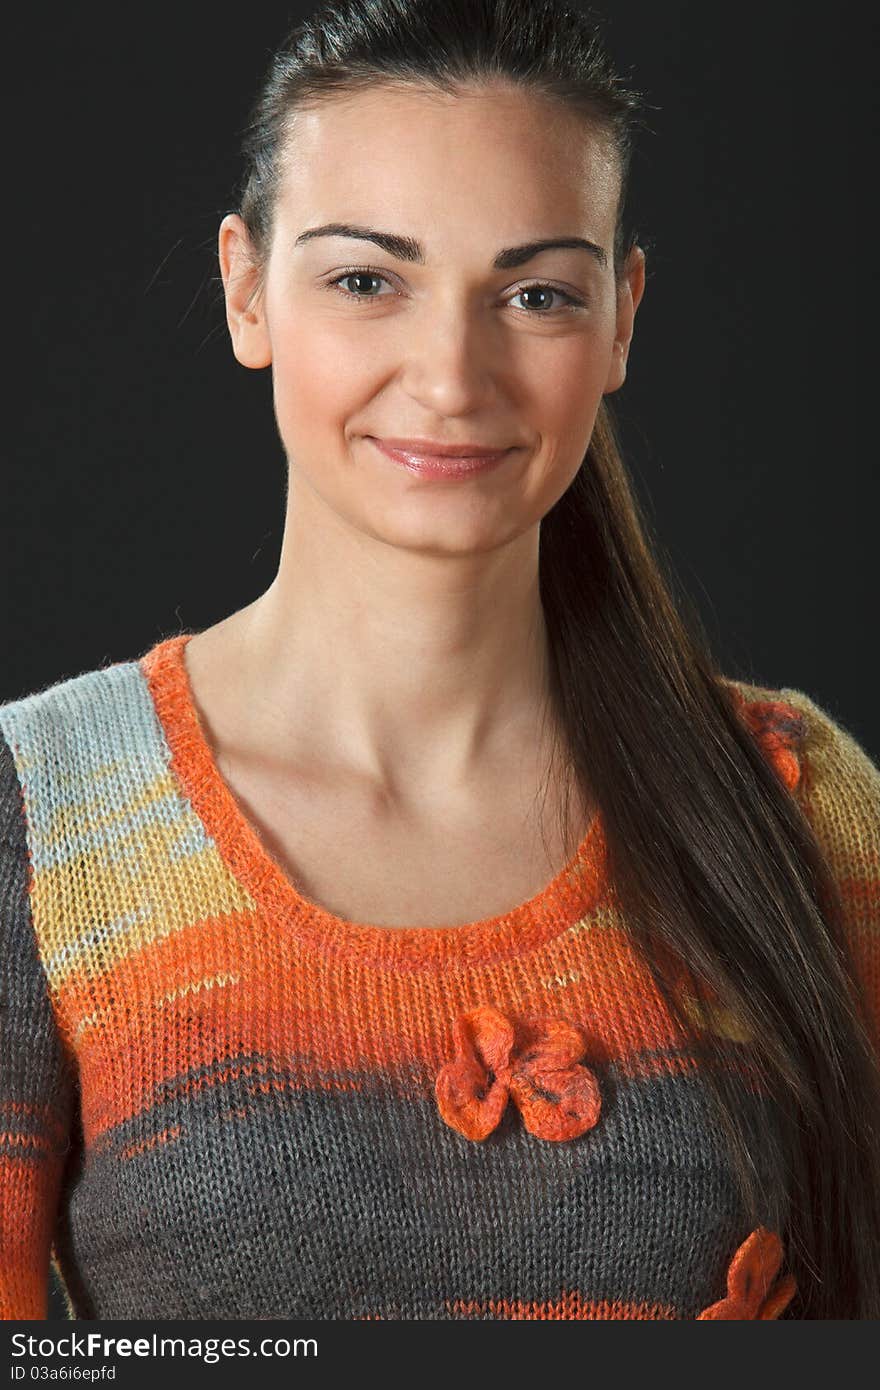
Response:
[220,81,645,555]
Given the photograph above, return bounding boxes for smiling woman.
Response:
[1,0,879,1324]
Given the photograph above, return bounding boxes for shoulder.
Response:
[0,646,171,1011]
[0,651,133,743]
[0,647,159,781]
[721,675,880,818]
[0,647,167,915]
[767,683,880,922]
[775,682,880,807]
[722,675,879,934]
[725,675,879,1039]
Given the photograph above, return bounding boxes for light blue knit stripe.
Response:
[0,658,215,876]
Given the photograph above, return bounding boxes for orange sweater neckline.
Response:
[139,631,609,970]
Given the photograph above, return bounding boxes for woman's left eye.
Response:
[325,268,583,313]
[507,283,583,313]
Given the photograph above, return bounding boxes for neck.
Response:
[220,494,559,802]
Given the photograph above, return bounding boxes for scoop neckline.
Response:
[139,630,609,971]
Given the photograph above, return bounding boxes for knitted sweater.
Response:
[1,631,878,1321]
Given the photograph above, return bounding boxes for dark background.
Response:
[3,0,875,1318]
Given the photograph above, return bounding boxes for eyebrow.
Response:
[294,222,608,271]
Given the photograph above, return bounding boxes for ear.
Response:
[218,213,272,369]
[603,243,646,395]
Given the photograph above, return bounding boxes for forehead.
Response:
[276,82,619,245]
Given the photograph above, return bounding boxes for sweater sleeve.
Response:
[780,686,880,1052]
[0,725,76,1320]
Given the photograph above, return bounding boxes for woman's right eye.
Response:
[326,269,395,302]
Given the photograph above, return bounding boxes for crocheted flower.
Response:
[697,1227,797,1319]
[731,691,804,793]
[435,1003,601,1142]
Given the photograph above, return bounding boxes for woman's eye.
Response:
[508,283,582,313]
[328,269,393,300]
[326,269,583,314]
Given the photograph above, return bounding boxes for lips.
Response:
[367,436,514,479]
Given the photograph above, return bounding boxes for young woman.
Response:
[2,0,878,1320]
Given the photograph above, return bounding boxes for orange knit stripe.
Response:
[443,1291,678,1319]
[56,907,678,1054]
[58,920,696,1142]
[0,1155,58,1319]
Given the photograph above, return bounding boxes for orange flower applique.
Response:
[731,691,805,793]
[698,1227,797,1320]
[435,1003,601,1142]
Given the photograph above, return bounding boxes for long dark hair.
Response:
[225,0,880,1316]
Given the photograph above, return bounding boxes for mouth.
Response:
[366,436,515,480]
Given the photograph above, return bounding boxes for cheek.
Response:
[268,316,366,451]
[526,335,611,431]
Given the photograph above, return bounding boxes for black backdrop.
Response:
[3,0,877,1318]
